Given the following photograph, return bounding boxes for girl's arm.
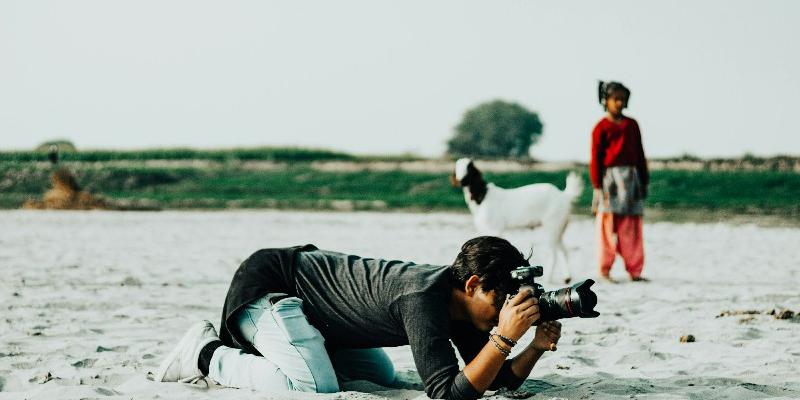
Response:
[633,120,649,188]
[590,122,605,189]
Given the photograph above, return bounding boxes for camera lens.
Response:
[537,279,600,322]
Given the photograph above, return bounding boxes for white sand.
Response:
[1,210,798,399]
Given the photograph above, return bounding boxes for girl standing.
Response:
[590,81,649,282]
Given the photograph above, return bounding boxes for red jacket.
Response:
[590,116,649,189]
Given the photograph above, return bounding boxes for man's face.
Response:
[466,286,501,332]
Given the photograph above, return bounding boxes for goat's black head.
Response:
[452,158,487,204]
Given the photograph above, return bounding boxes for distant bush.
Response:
[447,100,543,158]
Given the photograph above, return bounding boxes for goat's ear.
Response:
[467,161,481,178]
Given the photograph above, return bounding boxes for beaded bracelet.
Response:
[489,335,511,357]
[495,333,517,348]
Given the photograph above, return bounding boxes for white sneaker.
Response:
[154,320,219,382]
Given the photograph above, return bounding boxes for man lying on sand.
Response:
[155,236,562,400]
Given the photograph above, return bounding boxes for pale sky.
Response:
[2,1,798,161]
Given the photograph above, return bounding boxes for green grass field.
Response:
[3,152,799,223]
[0,147,355,162]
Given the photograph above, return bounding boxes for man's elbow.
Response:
[425,388,481,400]
[424,378,481,400]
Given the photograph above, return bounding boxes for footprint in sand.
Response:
[737,327,762,340]
[119,277,142,287]
[567,355,598,367]
[616,350,676,366]
[71,358,97,368]
[96,345,127,353]
[12,362,37,369]
[95,387,120,396]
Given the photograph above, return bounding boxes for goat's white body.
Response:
[466,183,570,234]
[462,173,583,284]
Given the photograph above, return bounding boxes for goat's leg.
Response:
[557,219,573,284]
[558,241,572,284]
[545,242,556,284]
[541,232,560,284]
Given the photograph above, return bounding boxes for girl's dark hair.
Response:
[450,236,530,310]
[598,81,631,109]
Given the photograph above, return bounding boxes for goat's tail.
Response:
[564,171,584,202]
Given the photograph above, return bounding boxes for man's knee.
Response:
[371,363,396,387]
[331,348,396,387]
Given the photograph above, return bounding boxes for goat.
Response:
[450,158,583,284]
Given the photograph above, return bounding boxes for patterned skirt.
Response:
[596,166,645,215]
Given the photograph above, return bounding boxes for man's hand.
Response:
[531,321,562,352]
[496,288,539,341]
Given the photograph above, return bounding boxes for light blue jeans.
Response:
[207,294,396,393]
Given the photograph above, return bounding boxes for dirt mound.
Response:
[23,168,109,210]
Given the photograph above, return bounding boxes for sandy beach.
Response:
[1,210,798,399]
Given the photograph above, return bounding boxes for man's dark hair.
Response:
[450,236,530,310]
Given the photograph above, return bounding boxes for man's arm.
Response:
[460,335,516,391]
[454,321,562,392]
[462,291,541,393]
[398,290,540,400]
[450,322,521,391]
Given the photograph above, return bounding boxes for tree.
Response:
[447,100,543,158]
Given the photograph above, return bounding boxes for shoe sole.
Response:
[154,321,208,382]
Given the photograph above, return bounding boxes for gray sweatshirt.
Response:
[220,246,525,400]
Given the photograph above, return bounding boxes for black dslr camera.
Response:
[510,266,600,322]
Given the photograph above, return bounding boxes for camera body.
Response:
[510,266,600,322]
[509,265,546,298]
